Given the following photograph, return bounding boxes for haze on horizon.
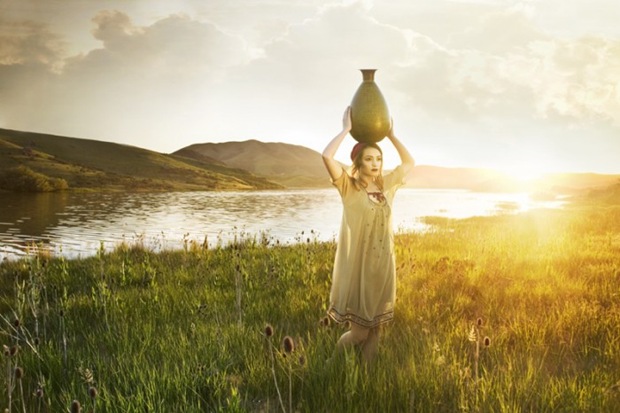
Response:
[1,0,619,177]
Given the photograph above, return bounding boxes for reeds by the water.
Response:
[0,204,619,412]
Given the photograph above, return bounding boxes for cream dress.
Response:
[327,165,407,328]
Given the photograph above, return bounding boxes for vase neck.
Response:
[360,69,377,82]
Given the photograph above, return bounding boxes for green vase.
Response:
[350,69,390,143]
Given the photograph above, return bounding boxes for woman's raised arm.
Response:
[386,120,415,176]
[322,107,352,181]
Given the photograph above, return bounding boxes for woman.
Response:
[322,106,414,363]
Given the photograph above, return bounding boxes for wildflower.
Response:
[484,337,491,347]
[70,400,81,413]
[264,324,274,338]
[282,336,295,354]
[88,386,98,399]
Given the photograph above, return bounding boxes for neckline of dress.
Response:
[364,189,386,205]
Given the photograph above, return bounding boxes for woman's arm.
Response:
[387,120,415,176]
[322,107,352,181]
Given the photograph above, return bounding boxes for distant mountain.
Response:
[176,140,620,195]
[0,129,282,192]
[2,127,618,194]
[409,165,620,196]
[174,140,330,188]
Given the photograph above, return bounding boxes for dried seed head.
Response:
[282,336,295,354]
[477,317,483,327]
[264,324,274,338]
[2,345,8,356]
[13,318,20,328]
[15,367,24,379]
[36,387,44,398]
[34,337,40,346]
[70,400,81,413]
[10,345,18,357]
[298,355,306,366]
[484,337,491,347]
[88,386,98,399]
[468,325,477,342]
[320,316,331,327]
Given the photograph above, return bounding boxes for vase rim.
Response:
[359,69,377,81]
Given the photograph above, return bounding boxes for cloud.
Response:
[0,0,618,172]
[534,37,620,125]
[0,10,253,147]
[0,17,66,67]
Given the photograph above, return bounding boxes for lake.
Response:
[0,188,565,260]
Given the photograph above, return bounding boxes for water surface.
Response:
[0,189,564,260]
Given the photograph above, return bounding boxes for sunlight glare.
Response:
[501,164,547,183]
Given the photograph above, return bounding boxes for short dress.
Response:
[327,165,407,328]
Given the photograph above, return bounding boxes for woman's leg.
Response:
[360,326,380,363]
[335,323,369,351]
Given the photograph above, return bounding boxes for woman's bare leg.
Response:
[335,323,369,352]
[360,326,380,363]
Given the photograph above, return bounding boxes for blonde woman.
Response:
[322,106,414,363]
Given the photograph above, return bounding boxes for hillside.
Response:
[0,129,282,192]
[2,128,618,194]
[175,140,620,194]
[174,140,330,188]
[409,165,620,195]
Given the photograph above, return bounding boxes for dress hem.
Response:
[327,307,393,329]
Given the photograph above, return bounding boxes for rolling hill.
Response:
[174,140,329,188]
[2,127,618,194]
[0,129,282,192]
[175,140,620,195]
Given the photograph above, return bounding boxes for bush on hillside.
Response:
[0,165,69,192]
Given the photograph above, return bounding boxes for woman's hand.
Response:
[342,106,352,133]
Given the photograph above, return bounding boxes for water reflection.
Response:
[0,189,565,260]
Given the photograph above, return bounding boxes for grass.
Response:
[1,202,620,412]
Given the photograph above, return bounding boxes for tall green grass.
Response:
[1,205,620,412]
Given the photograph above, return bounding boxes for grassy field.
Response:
[1,199,620,412]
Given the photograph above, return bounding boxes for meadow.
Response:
[1,198,619,412]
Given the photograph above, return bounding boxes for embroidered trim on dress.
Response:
[367,191,385,203]
[327,307,394,328]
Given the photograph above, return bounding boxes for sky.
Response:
[1,0,619,176]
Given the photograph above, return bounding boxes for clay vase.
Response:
[349,69,390,143]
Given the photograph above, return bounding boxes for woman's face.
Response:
[358,147,382,179]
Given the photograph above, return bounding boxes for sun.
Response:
[500,165,547,183]
[493,144,559,184]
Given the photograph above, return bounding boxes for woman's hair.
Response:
[351,142,384,190]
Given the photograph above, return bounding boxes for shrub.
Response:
[0,165,69,192]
